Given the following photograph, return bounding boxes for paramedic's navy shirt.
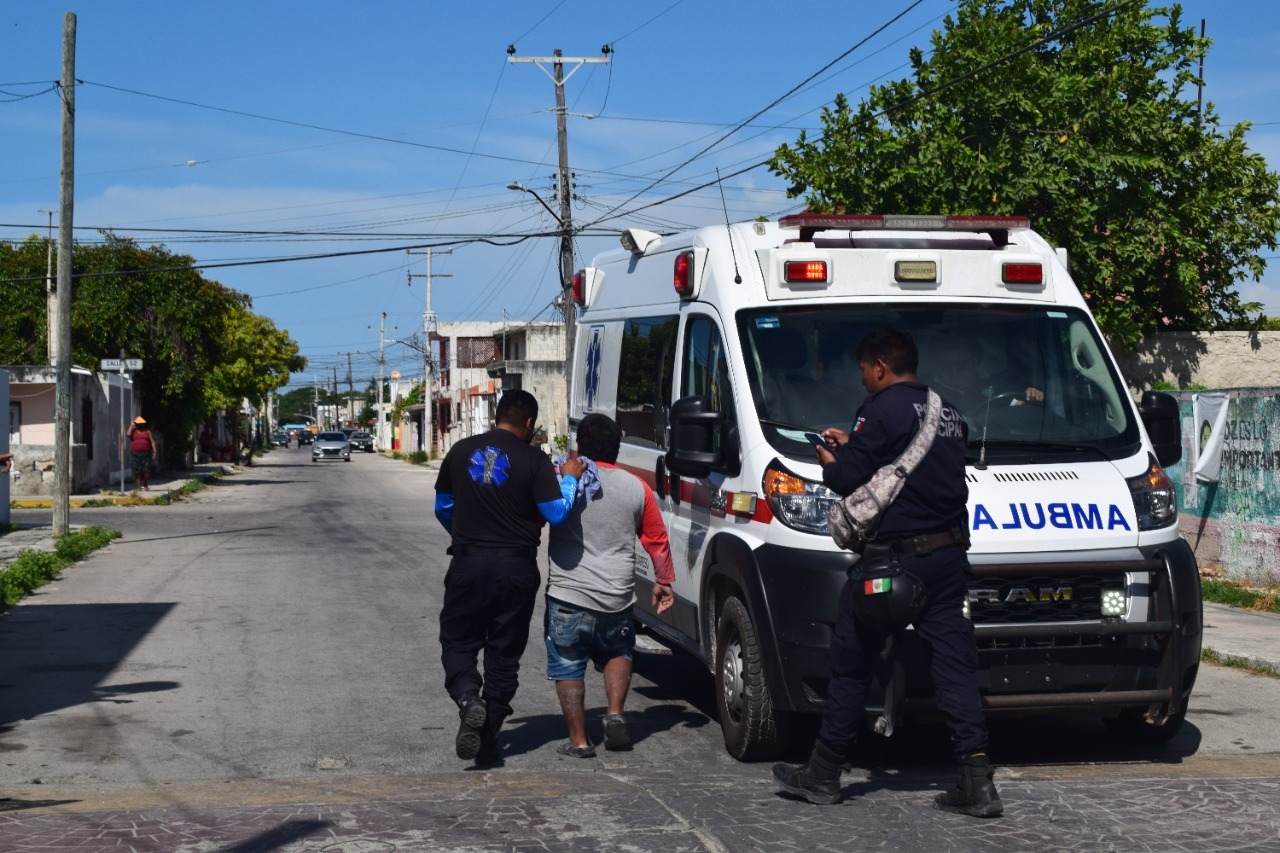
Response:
[434,428,567,549]
[823,380,969,540]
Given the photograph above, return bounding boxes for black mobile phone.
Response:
[804,432,828,451]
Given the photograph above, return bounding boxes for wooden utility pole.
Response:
[408,248,451,456]
[53,13,76,536]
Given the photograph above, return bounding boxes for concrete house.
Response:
[3,365,137,496]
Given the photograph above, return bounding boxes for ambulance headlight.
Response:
[763,462,840,535]
[1126,454,1178,530]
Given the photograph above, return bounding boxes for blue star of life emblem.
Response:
[584,327,603,411]
[468,446,510,487]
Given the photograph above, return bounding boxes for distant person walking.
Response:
[544,413,675,757]
[433,389,584,765]
[126,417,158,491]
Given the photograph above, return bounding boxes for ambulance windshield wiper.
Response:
[759,417,819,433]
[965,439,1111,461]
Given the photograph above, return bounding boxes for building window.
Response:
[457,337,500,368]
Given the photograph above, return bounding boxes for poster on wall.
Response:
[1192,392,1231,483]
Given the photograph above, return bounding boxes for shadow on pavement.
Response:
[0,603,177,733]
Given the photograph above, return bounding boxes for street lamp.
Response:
[508,181,576,385]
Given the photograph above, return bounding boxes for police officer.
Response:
[434,389,585,765]
[772,328,1002,817]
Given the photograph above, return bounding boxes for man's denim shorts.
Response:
[544,596,635,681]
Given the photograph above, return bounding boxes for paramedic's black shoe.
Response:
[602,713,631,751]
[934,753,1004,818]
[455,694,487,761]
[772,741,844,805]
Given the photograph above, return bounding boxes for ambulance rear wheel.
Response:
[714,596,787,760]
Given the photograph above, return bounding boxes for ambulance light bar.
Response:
[778,213,1030,245]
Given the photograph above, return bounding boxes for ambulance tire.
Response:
[1102,708,1186,745]
[714,596,788,760]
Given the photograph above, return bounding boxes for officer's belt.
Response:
[447,544,538,559]
[863,525,967,560]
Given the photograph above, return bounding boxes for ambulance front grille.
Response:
[967,573,1123,627]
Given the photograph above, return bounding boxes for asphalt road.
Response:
[2,448,1280,851]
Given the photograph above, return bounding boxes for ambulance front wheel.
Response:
[714,595,788,760]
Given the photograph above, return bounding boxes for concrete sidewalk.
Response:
[1202,601,1280,672]
[1,463,233,567]
[6,462,232,511]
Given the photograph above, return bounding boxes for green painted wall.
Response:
[1169,390,1280,586]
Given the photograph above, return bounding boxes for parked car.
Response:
[348,431,375,453]
[270,430,290,447]
[312,431,351,462]
[297,431,314,445]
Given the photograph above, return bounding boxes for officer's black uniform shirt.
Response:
[435,428,563,549]
[822,380,968,540]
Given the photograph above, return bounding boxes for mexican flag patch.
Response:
[865,577,892,595]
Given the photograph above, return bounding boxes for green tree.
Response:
[205,304,307,441]
[0,234,304,460]
[769,0,1280,348]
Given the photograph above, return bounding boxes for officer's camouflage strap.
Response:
[827,389,943,552]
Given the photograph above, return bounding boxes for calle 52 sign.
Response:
[100,358,143,371]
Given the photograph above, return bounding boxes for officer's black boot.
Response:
[934,752,1003,818]
[772,740,845,805]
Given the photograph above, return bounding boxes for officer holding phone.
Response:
[773,328,1001,818]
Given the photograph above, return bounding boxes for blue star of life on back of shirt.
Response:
[468,446,510,487]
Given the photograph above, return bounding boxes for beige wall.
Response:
[1114,331,1280,392]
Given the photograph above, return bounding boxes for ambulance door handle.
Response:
[654,457,667,499]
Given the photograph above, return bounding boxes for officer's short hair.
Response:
[576,413,621,464]
[495,389,539,428]
[856,328,919,375]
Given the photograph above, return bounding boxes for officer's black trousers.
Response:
[817,544,989,757]
[439,554,541,724]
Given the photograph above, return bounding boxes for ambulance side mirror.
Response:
[666,395,739,478]
[1139,391,1182,468]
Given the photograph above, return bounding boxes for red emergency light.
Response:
[673,251,694,297]
[783,260,828,284]
[778,213,1031,245]
[1002,262,1043,285]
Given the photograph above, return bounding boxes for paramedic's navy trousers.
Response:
[439,554,541,726]
[818,544,989,757]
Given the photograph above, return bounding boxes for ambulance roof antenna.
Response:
[975,386,994,470]
[716,168,742,284]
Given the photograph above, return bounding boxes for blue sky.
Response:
[4,1,1278,391]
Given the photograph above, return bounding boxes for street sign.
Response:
[99,358,143,371]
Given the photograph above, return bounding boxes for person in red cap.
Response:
[126,416,158,491]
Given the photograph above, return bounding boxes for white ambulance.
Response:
[569,214,1201,760]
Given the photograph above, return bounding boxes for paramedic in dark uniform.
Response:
[434,389,585,765]
[772,328,1002,817]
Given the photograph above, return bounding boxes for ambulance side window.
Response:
[682,315,734,423]
[617,315,678,449]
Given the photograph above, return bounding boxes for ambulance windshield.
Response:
[737,304,1142,463]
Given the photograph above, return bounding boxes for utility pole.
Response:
[507,45,610,382]
[408,248,452,456]
[372,312,392,451]
[331,366,338,428]
[53,13,76,536]
[38,209,56,364]
[345,351,355,427]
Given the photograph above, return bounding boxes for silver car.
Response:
[312,431,351,462]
